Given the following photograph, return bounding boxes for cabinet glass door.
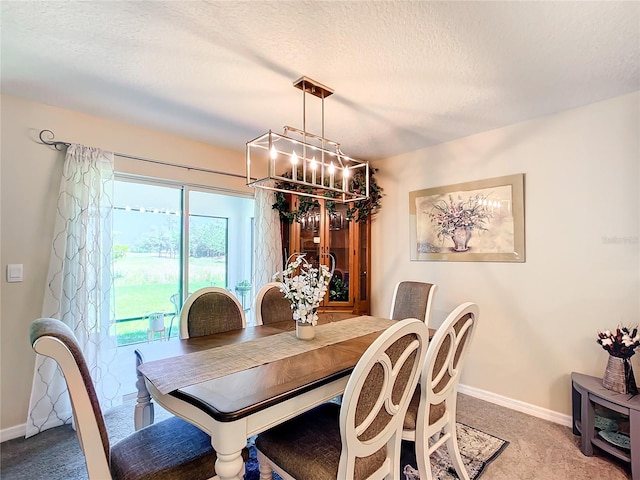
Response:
[298,202,321,268]
[327,203,352,305]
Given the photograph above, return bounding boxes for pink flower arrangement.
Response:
[597,326,640,358]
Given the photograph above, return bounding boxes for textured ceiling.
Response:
[1,1,638,161]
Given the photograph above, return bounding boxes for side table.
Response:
[571,372,639,479]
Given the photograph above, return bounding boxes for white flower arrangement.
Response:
[273,253,332,326]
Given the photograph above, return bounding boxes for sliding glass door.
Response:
[112,178,254,346]
[188,190,254,310]
[113,180,182,344]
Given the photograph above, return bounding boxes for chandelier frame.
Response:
[246,76,370,204]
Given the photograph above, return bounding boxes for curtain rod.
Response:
[38,129,254,181]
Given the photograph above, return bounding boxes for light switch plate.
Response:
[7,264,23,282]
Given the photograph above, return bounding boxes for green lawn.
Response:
[113,253,227,345]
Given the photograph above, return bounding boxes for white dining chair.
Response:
[402,302,479,480]
[255,317,429,480]
[29,317,247,480]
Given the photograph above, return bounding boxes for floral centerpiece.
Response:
[274,254,332,336]
[429,194,493,251]
[597,326,639,394]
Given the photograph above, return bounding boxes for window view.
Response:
[112,179,254,347]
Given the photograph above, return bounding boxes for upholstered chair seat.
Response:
[110,416,217,480]
[402,388,446,431]
[256,403,387,480]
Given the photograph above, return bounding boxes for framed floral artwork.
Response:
[409,174,525,262]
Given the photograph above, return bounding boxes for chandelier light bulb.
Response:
[291,151,299,165]
[310,157,317,184]
[328,162,335,188]
[270,145,277,160]
[343,166,349,178]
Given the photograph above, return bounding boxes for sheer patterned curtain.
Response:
[251,183,283,325]
[26,144,120,437]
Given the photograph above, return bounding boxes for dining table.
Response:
[134,315,435,480]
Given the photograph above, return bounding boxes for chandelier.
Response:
[246,76,369,203]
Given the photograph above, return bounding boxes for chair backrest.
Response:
[389,281,438,325]
[179,287,246,339]
[254,282,293,326]
[419,302,479,428]
[30,318,112,479]
[338,318,429,479]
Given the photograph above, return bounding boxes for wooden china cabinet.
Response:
[280,193,371,316]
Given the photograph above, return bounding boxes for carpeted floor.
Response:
[1,396,506,480]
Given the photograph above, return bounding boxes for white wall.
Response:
[370,92,640,417]
[0,94,251,433]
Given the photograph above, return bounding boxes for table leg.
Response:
[215,451,246,480]
[134,350,154,430]
[211,421,247,480]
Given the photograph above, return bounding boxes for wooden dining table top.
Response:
[136,316,435,423]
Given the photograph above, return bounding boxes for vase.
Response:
[451,227,472,252]
[296,321,315,340]
[602,355,638,395]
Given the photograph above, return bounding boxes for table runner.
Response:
[138,316,395,394]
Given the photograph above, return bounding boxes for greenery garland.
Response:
[273,167,383,224]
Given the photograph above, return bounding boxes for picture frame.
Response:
[409,174,525,262]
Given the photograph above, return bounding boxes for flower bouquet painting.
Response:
[429,194,493,252]
[274,253,332,339]
[409,174,526,263]
[597,326,640,394]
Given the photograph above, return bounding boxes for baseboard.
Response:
[1,423,26,443]
[1,394,138,444]
[458,383,572,427]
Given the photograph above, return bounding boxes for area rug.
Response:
[244,422,507,480]
[0,405,507,480]
[399,423,509,480]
